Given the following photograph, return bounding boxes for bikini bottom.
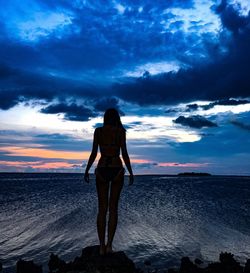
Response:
[95,167,125,182]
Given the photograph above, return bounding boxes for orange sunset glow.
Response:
[0,160,77,169]
[0,146,90,160]
[0,146,209,171]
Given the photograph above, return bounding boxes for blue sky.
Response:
[0,0,250,174]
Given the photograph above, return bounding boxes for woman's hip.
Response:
[95,167,125,182]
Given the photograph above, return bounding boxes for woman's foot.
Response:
[99,244,106,255]
[105,244,113,254]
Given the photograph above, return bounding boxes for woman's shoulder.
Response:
[95,125,124,134]
[94,126,103,137]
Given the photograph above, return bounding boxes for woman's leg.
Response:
[96,170,109,255]
[106,169,124,252]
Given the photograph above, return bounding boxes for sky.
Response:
[0,0,250,174]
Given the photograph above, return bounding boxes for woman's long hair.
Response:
[103,108,126,131]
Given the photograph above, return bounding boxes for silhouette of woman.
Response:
[84,108,134,255]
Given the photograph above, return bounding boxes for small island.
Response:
[177,172,212,177]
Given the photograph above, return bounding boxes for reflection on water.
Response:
[0,173,250,272]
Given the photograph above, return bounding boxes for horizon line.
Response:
[1,171,250,177]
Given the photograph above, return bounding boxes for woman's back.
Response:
[97,125,123,168]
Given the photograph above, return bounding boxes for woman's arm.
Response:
[84,128,98,182]
[121,130,134,185]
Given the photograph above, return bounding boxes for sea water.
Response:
[0,173,250,272]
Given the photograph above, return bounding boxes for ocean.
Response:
[0,173,250,272]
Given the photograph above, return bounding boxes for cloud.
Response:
[0,145,89,160]
[0,63,104,110]
[0,1,250,118]
[114,2,250,105]
[33,133,90,151]
[40,102,97,121]
[0,0,194,73]
[0,159,83,172]
[183,99,250,112]
[186,103,199,111]
[173,115,217,129]
[133,162,158,170]
[231,120,250,131]
[200,98,250,110]
[1,92,22,110]
[0,130,80,147]
[172,114,250,162]
[93,96,125,115]
[215,0,249,33]
[35,133,71,139]
[0,0,219,111]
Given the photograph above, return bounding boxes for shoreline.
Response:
[1,246,250,273]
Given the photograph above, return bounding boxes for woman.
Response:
[84,108,134,255]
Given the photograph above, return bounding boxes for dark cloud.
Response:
[0,63,18,78]
[0,0,214,111]
[0,63,104,110]
[184,99,250,112]
[165,108,179,114]
[201,99,250,110]
[93,96,125,116]
[40,102,97,121]
[215,0,249,33]
[186,103,199,111]
[0,0,250,114]
[231,120,250,131]
[115,2,250,105]
[173,115,218,129]
[0,0,194,74]
[1,92,22,110]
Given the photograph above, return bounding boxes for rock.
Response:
[206,253,244,273]
[16,259,42,273]
[134,268,144,273]
[79,245,136,273]
[244,259,250,273]
[144,259,151,266]
[168,269,178,273]
[206,261,225,273]
[48,253,69,273]
[219,252,236,264]
[219,252,243,273]
[48,245,136,273]
[7,247,250,273]
[195,258,203,265]
[179,257,201,273]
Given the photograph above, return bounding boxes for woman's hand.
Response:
[129,174,134,186]
[84,171,90,183]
